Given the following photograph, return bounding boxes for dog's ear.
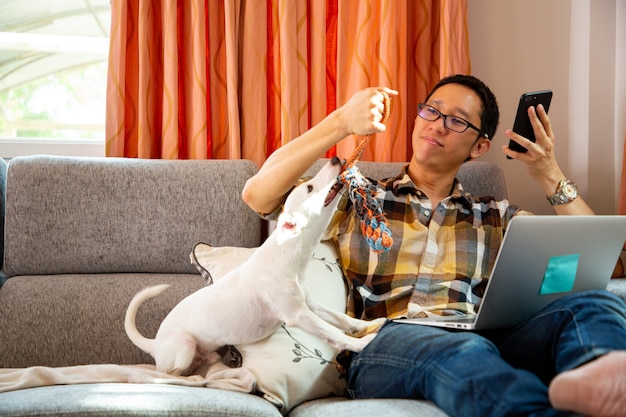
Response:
[276,212,309,245]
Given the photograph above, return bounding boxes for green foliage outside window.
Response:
[0,62,107,140]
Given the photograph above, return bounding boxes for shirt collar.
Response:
[388,164,474,208]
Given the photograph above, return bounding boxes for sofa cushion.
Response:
[607,278,626,303]
[3,156,263,277]
[191,241,348,414]
[289,397,449,417]
[0,383,283,417]
[0,273,206,368]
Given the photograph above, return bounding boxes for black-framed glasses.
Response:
[417,103,488,139]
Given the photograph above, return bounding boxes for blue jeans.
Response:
[346,290,626,417]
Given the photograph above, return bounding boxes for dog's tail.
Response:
[124,284,170,356]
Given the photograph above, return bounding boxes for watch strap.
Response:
[547,179,578,206]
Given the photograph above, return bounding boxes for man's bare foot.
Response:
[549,351,626,417]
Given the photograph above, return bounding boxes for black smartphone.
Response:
[507,90,553,158]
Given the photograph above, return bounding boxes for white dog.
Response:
[125,157,386,376]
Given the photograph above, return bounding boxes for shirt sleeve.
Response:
[503,203,533,230]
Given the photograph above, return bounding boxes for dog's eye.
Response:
[307,185,314,193]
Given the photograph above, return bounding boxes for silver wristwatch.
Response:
[547,179,578,206]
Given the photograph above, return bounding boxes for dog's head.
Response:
[276,157,344,245]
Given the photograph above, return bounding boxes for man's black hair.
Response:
[425,74,499,141]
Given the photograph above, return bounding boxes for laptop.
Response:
[393,215,626,330]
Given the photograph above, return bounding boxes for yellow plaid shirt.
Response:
[323,165,524,321]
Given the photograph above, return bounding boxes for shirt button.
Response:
[424,210,431,217]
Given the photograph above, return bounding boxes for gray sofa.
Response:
[0,155,623,417]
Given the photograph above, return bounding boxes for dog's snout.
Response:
[330,156,342,166]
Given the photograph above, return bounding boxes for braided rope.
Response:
[339,91,393,253]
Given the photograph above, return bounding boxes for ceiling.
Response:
[0,0,110,93]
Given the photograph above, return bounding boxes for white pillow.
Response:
[190,240,347,414]
[190,243,256,284]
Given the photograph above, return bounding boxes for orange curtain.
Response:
[106,0,471,165]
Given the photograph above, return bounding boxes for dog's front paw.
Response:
[350,332,378,352]
[368,317,388,333]
[346,317,388,338]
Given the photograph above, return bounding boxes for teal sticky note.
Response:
[539,253,580,295]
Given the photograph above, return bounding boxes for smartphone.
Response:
[507,90,553,158]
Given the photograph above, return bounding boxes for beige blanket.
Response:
[0,363,256,393]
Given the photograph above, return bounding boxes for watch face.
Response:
[563,183,577,198]
[548,180,578,205]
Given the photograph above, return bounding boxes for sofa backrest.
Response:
[306,160,508,200]
[3,155,263,277]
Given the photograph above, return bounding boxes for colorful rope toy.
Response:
[339,91,393,253]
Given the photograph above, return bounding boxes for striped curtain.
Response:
[106,0,471,165]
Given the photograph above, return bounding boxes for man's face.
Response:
[411,83,489,172]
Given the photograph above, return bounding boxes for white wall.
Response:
[468,0,624,215]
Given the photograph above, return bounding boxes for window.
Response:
[0,0,110,158]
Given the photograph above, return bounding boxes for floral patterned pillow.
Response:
[190,240,348,414]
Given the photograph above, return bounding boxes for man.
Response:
[242,75,626,417]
